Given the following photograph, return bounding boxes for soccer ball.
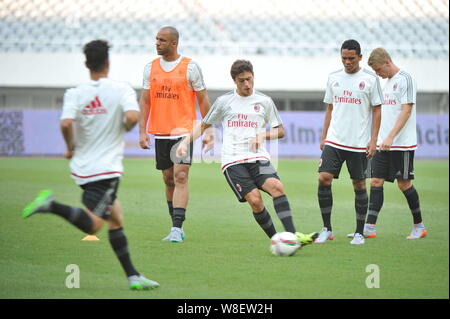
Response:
[270,232,301,256]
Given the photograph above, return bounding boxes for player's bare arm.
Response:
[195,89,214,150]
[176,122,212,157]
[196,89,211,118]
[249,125,285,152]
[367,105,381,158]
[320,104,333,150]
[60,118,75,159]
[381,103,413,151]
[138,88,151,149]
[124,110,140,132]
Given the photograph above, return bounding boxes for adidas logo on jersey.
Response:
[82,96,107,115]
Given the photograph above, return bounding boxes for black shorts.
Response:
[80,178,119,220]
[223,161,280,203]
[155,137,193,170]
[318,145,369,180]
[371,150,415,182]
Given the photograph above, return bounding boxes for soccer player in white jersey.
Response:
[361,47,426,239]
[176,60,318,244]
[139,26,212,242]
[315,39,382,245]
[21,40,159,290]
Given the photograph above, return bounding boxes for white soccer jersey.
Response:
[378,70,417,150]
[142,55,206,92]
[203,90,283,171]
[323,68,383,152]
[61,78,139,185]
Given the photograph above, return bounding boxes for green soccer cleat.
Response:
[21,189,54,218]
[128,275,160,290]
[295,231,319,246]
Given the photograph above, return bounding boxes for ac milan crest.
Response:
[236,184,242,192]
[359,81,365,90]
[254,104,261,112]
[393,83,398,91]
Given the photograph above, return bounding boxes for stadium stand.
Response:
[0,0,448,113]
[0,0,448,58]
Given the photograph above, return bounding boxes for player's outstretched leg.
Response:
[273,195,295,233]
[253,208,277,238]
[22,189,54,218]
[22,189,94,233]
[295,232,319,246]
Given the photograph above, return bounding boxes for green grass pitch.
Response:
[0,157,448,299]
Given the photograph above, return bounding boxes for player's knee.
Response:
[352,179,366,191]
[318,173,333,186]
[89,217,104,234]
[162,173,175,187]
[370,178,384,188]
[397,179,412,192]
[174,170,189,185]
[269,180,285,197]
[245,190,263,211]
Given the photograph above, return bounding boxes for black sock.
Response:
[50,201,93,233]
[108,228,139,277]
[167,201,174,220]
[253,208,276,238]
[367,186,383,224]
[403,186,423,224]
[273,195,296,233]
[318,185,332,231]
[172,208,186,228]
[355,189,368,234]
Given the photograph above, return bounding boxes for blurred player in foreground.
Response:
[22,40,159,290]
[177,59,318,245]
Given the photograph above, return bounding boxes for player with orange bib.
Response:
[139,26,212,242]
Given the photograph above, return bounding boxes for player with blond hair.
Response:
[350,47,427,239]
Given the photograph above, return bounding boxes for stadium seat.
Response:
[0,0,448,58]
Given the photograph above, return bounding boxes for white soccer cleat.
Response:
[350,233,365,245]
[314,227,334,244]
[347,224,377,238]
[162,227,185,242]
[128,275,159,290]
[406,223,427,239]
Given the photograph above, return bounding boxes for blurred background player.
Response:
[315,39,383,245]
[138,26,212,243]
[358,47,427,239]
[176,59,318,245]
[21,40,159,290]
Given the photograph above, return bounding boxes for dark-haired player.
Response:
[177,59,318,245]
[22,40,159,290]
[315,39,383,245]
